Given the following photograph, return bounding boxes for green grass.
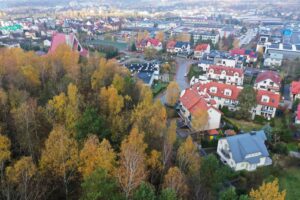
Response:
[279,168,300,200]
[286,143,299,152]
[188,64,205,81]
[152,82,168,97]
[226,117,263,132]
[87,40,128,51]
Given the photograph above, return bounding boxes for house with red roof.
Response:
[206,65,244,86]
[194,43,210,59]
[166,40,177,54]
[192,81,280,119]
[253,90,281,119]
[136,38,162,52]
[178,88,221,131]
[290,81,300,102]
[48,33,88,57]
[230,48,257,63]
[254,71,281,92]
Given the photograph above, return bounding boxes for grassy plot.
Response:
[152,81,168,97]
[279,168,300,200]
[226,117,264,132]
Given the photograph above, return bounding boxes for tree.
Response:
[79,135,116,178]
[165,82,180,107]
[163,167,188,199]
[163,121,177,170]
[117,127,148,198]
[249,179,286,200]
[40,125,79,199]
[191,109,209,132]
[159,188,178,200]
[80,168,124,200]
[177,136,200,175]
[161,63,172,74]
[131,43,137,52]
[6,156,37,200]
[220,187,238,200]
[147,150,163,185]
[144,48,158,60]
[156,31,165,42]
[237,86,257,120]
[0,134,10,182]
[75,107,107,141]
[133,182,156,200]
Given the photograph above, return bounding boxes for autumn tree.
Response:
[191,109,209,132]
[156,31,165,42]
[163,167,188,199]
[0,134,10,182]
[117,127,148,198]
[166,81,180,106]
[147,150,163,185]
[162,121,176,170]
[177,136,200,175]
[6,156,37,200]
[79,135,116,178]
[144,48,158,60]
[249,179,286,200]
[237,86,257,120]
[40,125,79,199]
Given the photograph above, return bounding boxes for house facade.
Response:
[264,53,283,67]
[206,65,244,86]
[217,131,272,171]
[252,90,280,119]
[178,88,221,131]
[194,43,210,59]
[290,81,300,102]
[254,71,281,92]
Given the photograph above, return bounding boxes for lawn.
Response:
[226,117,264,132]
[279,168,300,200]
[152,81,168,97]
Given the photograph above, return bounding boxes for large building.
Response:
[265,43,300,60]
[206,65,244,86]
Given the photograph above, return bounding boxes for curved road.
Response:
[157,57,196,103]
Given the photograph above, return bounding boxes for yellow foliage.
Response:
[163,167,188,198]
[249,178,286,200]
[99,86,124,116]
[191,109,209,131]
[166,81,180,106]
[47,93,67,122]
[40,125,78,177]
[6,156,36,183]
[79,135,116,178]
[147,150,163,171]
[155,31,165,42]
[0,134,11,164]
[112,74,125,94]
[21,65,41,87]
[177,136,200,175]
[117,127,148,198]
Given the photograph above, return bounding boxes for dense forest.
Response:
[0,46,285,200]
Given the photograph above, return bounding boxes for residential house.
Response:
[166,40,177,53]
[48,32,88,57]
[206,65,244,86]
[136,38,162,51]
[178,88,221,131]
[252,90,280,119]
[198,59,214,72]
[174,41,191,54]
[194,43,210,59]
[230,48,258,64]
[217,131,272,171]
[290,81,300,102]
[254,71,281,92]
[264,53,283,67]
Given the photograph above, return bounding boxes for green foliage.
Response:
[75,107,108,141]
[273,143,288,155]
[133,182,156,200]
[159,188,178,200]
[237,86,257,120]
[219,187,238,200]
[80,168,124,200]
[131,43,137,52]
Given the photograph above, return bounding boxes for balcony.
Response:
[261,109,273,114]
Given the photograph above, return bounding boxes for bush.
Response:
[272,143,288,155]
[222,116,240,132]
[253,115,267,125]
[221,107,236,118]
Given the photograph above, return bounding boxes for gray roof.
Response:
[226,131,270,164]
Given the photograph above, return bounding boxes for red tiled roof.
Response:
[167,40,176,49]
[193,82,242,101]
[195,43,209,51]
[256,90,281,108]
[255,71,281,85]
[290,81,300,95]
[230,48,246,56]
[208,129,218,135]
[147,38,161,47]
[180,89,208,114]
[208,65,243,77]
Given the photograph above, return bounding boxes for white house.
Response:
[194,44,210,59]
[254,71,281,92]
[174,41,191,54]
[178,88,221,131]
[206,65,244,86]
[214,56,237,68]
[217,131,272,171]
[264,53,283,67]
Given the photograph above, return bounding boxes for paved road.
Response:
[156,57,196,103]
